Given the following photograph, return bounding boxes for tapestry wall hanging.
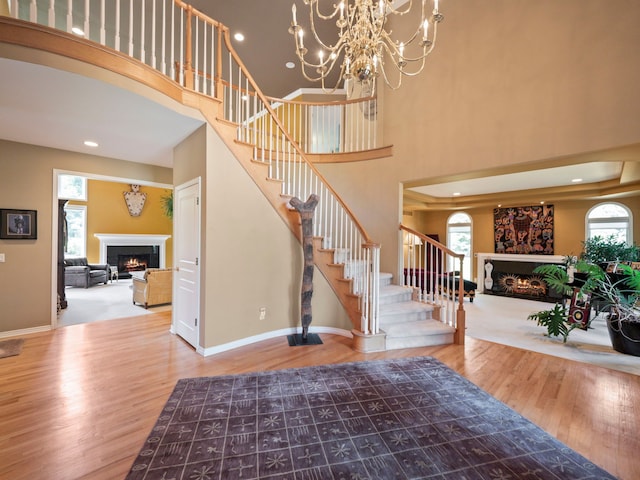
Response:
[493,204,554,255]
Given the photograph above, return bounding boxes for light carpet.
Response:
[59,279,171,327]
[466,293,640,376]
[126,357,615,479]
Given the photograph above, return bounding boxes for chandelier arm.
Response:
[378,60,402,90]
[310,0,342,21]
[306,7,346,52]
[379,40,427,76]
[299,41,347,71]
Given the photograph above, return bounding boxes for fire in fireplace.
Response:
[486,260,563,303]
[106,245,159,278]
[496,274,548,297]
[119,254,150,273]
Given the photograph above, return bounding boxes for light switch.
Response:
[0,253,4,262]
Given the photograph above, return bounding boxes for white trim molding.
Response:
[94,233,171,268]
[0,325,51,339]
[199,326,352,357]
[476,252,565,294]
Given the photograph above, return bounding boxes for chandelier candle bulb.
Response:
[291,4,297,25]
[423,19,429,41]
[298,28,304,48]
[434,0,439,14]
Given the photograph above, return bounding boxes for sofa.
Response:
[64,257,110,288]
[132,268,173,308]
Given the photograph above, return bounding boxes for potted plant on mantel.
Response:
[529,236,640,356]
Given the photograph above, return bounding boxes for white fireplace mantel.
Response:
[95,233,171,268]
[476,252,565,294]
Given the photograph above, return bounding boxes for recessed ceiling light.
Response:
[452,192,461,196]
[286,61,295,69]
[234,32,245,42]
[71,27,85,36]
[540,201,545,204]
[571,178,583,183]
[84,140,98,148]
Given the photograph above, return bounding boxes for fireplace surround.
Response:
[476,253,565,302]
[95,234,170,278]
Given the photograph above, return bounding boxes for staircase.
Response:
[377,273,456,350]
[4,0,465,351]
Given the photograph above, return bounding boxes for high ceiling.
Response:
[189,0,341,99]
[1,2,638,204]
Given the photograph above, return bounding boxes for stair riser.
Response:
[385,332,455,350]
[379,292,413,305]
[379,310,431,324]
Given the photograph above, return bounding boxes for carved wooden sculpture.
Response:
[290,194,319,342]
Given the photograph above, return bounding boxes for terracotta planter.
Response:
[607,315,640,356]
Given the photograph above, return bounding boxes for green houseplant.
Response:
[579,235,640,264]
[527,303,577,343]
[160,190,173,219]
[531,260,640,355]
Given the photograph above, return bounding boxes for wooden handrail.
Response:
[217,27,376,246]
[400,224,464,261]
[7,0,382,337]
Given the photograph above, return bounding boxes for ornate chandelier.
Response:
[289,0,443,93]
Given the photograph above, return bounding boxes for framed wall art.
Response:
[0,209,38,240]
[493,204,554,255]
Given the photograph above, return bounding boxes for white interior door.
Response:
[173,179,200,348]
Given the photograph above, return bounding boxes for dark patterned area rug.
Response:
[126,357,615,479]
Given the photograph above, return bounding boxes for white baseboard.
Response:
[200,326,352,357]
[0,325,52,339]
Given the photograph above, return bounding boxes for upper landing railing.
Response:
[265,95,379,155]
[9,0,381,336]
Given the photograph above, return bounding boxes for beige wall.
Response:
[319,0,640,277]
[173,125,350,351]
[198,126,350,349]
[404,196,640,281]
[0,140,172,333]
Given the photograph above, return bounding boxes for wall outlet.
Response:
[259,307,266,320]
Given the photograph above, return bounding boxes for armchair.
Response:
[132,268,173,308]
[64,257,110,288]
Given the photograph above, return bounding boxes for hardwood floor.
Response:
[1,312,638,479]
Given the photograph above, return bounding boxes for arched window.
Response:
[447,212,472,280]
[586,203,632,244]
